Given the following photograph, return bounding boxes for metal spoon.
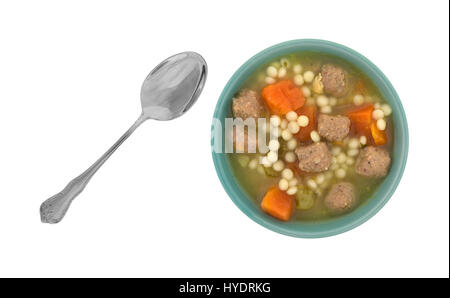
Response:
[40,51,207,224]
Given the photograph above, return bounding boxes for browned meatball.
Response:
[324,182,356,212]
[232,89,265,119]
[320,64,348,97]
[295,142,332,172]
[317,114,351,141]
[355,146,391,177]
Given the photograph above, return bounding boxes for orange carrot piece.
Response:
[370,121,387,146]
[295,105,316,141]
[260,186,295,221]
[261,80,305,115]
[346,104,374,136]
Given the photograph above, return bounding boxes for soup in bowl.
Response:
[211,39,408,238]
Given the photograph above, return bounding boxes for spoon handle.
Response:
[40,115,146,224]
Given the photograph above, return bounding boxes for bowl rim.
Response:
[211,39,409,238]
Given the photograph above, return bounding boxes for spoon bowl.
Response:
[141,52,207,120]
[40,51,207,223]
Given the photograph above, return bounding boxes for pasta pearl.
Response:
[270,115,281,127]
[268,139,280,151]
[337,152,347,164]
[335,168,346,179]
[310,130,320,142]
[360,135,367,145]
[348,138,360,149]
[316,95,329,107]
[288,121,300,134]
[261,156,272,167]
[293,64,303,74]
[281,129,293,141]
[297,115,309,127]
[267,150,278,163]
[353,94,364,105]
[286,186,298,195]
[381,104,392,116]
[301,86,311,97]
[307,179,317,189]
[286,111,298,121]
[331,156,338,164]
[281,168,294,180]
[278,67,287,78]
[294,74,304,86]
[372,109,385,120]
[248,158,258,169]
[347,148,359,157]
[377,118,387,130]
[303,71,314,83]
[285,151,296,163]
[287,139,297,150]
[332,147,341,156]
[278,178,289,191]
[272,160,285,172]
[266,66,278,78]
[346,156,355,165]
[280,119,288,129]
[315,174,325,184]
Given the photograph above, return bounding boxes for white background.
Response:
[0,0,448,278]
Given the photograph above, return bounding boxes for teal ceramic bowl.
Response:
[211,39,408,238]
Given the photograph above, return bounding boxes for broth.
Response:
[228,52,394,222]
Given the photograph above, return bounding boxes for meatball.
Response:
[232,89,265,119]
[324,182,356,212]
[317,114,351,141]
[295,142,332,172]
[355,146,391,177]
[320,64,348,97]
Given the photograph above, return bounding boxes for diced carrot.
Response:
[346,104,374,136]
[260,186,295,221]
[294,105,316,142]
[370,121,387,146]
[261,80,305,115]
